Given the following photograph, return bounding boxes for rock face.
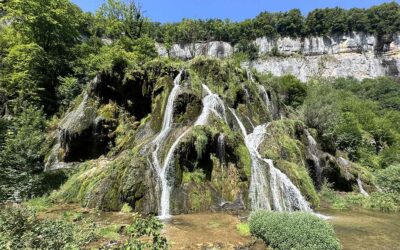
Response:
[157,32,400,81]
[50,58,376,214]
[156,41,234,60]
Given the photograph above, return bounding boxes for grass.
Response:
[121,203,133,213]
[24,196,53,212]
[98,224,122,241]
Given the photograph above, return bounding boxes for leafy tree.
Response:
[305,7,348,35]
[276,9,304,37]
[347,8,369,32]
[236,39,259,60]
[0,43,46,111]
[1,0,82,52]
[56,76,81,109]
[0,106,46,200]
[96,0,145,40]
[253,12,278,38]
[1,0,85,113]
[274,75,307,107]
[367,2,400,35]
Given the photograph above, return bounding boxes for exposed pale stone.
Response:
[157,32,400,81]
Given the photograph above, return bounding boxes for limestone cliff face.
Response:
[157,32,400,81]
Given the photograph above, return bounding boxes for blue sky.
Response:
[72,0,399,23]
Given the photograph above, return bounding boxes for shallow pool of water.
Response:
[319,209,400,250]
[163,212,263,250]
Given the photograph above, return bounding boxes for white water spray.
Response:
[195,84,227,125]
[305,130,323,187]
[230,108,311,211]
[150,71,184,219]
[247,70,274,113]
[151,79,230,218]
[357,177,369,196]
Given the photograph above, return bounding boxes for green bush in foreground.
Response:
[249,211,341,250]
[0,206,96,250]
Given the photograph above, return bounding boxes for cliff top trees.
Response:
[148,2,400,44]
[96,0,144,40]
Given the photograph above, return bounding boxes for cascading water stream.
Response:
[149,71,183,219]
[151,80,228,219]
[305,130,323,188]
[357,177,369,196]
[259,85,274,113]
[230,108,311,212]
[217,133,226,165]
[247,70,275,114]
[195,84,227,125]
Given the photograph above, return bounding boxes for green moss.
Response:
[260,119,306,165]
[236,144,251,178]
[182,169,206,184]
[236,223,250,236]
[98,102,118,121]
[151,76,174,132]
[188,185,213,212]
[51,155,132,211]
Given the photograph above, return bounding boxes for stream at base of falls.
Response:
[163,210,400,250]
[29,203,400,250]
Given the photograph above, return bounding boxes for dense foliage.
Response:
[301,77,400,168]
[320,182,399,212]
[249,210,341,250]
[0,0,399,211]
[0,206,96,249]
[123,216,168,249]
[148,2,400,44]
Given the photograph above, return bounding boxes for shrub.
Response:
[249,210,341,250]
[376,165,400,193]
[123,216,168,249]
[57,76,81,108]
[362,192,399,213]
[236,39,259,60]
[0,206,96,249]
[121,203,133,213]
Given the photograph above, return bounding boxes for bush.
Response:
[0,206,96,249]
[362,192,399,213]
[376,165,400,193]
[235,39,259,60]
[123,216,168,249]
[249,211,341,250]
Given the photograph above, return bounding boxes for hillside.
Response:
[0,0,399,249]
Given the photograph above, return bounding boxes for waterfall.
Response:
[217,133,226,165]
[152,72,183,146]
[150,71,184,219]
[195,84,227,125]
[305,130,323,188]
[158,128,191,219]
[151,79,230,218]
[357,177,369,196]
[247,69,274,114]
[230,108,311,211]
[259,85,275,113]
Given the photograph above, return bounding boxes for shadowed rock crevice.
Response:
[61,118,116,162]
